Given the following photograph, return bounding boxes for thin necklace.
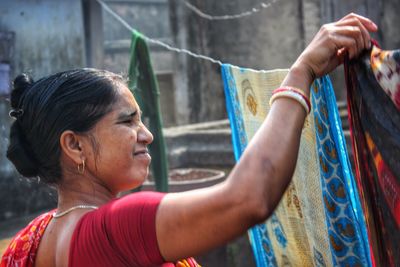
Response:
[53,205,98,218]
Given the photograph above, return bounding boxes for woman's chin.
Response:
[122,173,149,192]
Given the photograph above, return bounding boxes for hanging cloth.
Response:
[128,31,169,192]
[345,44,400,267]
[221,65,371,266]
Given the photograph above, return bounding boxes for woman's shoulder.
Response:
[71,191,168,246]
[97,191,167,215]
[68,192,168,267]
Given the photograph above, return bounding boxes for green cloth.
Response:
[128,31,169,192]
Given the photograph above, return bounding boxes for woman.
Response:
[1,13,377,266]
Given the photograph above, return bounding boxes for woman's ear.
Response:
[60,130,84,164]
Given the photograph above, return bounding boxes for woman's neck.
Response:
[57,174,116,209]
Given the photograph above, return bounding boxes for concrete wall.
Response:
[0,0,86,79]
[169,0,400,123]
[0,0,85,220]
[169,0,312,123]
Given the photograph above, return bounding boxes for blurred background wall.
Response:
[169,0,400,123]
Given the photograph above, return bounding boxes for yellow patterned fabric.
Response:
[222,65,371,266]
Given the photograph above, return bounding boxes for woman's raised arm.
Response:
[155,13,378,262]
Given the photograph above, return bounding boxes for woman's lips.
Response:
[134,150,151,161]
[134,150,148,156]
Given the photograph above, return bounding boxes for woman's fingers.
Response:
[339,13,378,32]
[326,14,378,58]
[293,13,378,78]
[331,33,361,58]
[330,25,367,58]
[335,17,373,49]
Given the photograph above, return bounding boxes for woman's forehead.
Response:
[111,86,140,113]
[115,85,137,104]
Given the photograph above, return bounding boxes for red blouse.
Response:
[1,192,200,267]
[69,192,167,267]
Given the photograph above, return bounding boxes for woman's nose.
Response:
[138,124,153,145]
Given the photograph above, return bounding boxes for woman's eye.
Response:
[121,119,133,124]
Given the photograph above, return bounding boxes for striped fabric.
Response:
[345,44,400,267]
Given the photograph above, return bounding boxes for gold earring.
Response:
[77,160,85,174]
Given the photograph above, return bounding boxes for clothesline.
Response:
[184,0,280,21]
[96,0,269,72]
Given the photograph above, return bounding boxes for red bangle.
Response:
[272,86,311,112]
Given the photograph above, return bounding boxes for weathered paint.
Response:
[0,0,85,78]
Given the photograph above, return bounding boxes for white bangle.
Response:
[269,91,310,114]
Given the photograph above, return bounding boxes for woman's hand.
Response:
[293,13,378,83]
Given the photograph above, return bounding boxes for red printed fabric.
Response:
[345,44,400,267]
[0,210,54,267]
[1,192,200,267]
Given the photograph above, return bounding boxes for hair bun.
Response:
[11,74,34,109]
[6,122,39,177]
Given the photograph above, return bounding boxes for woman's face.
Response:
[85,85,153,194]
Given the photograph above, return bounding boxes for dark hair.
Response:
[6,68,122,184]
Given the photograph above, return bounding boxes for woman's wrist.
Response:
[281,60,315,97]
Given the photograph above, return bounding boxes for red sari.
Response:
[1,211,54,267]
